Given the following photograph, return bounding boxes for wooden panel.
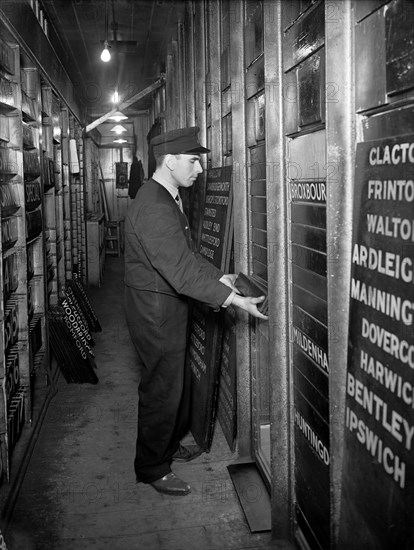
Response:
[292,345,329,401]
[254,93,266,142]
[298,48,325,127]
[246,56,265,99]
[252,227,267,248]
[362,105,414,141]
[283,0,325,71]
[251,211,267,231]
[251,196,266,213]
[221,85,232,116]
[252,259,267,282]
[217,304,237,451]
[221,46,231,90]
[245,0,263,66]
[3,2,82,119]
[291,244,326,277]
[291,322,329,380]
[292,304,328,352]
[284,68,299,135]
[295,440,330,550]
[294,367,329,422]
[291,203,326,228]
[294,389,329,458]
[250,138,268,283]
[282,1,301,30]
[296,506,325,550]
[246,98,256,147]
[354,0,389,23]
[250,141,266,165]
[294,387,330,460]
[287,129,326,180]
[355,9,386,111]
[292,283,327,326]
[291,224,326,253]
[250,179,266,196]
[0,36,15,74]
[385,0,414,95]
[252,243,267,264]
[292,263,328,301]
[222,113,232,158]
[301,0,313,12]
[250,165,266,183]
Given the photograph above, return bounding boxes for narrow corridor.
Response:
[5,258,285,550]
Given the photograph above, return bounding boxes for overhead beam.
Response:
[85,76,164,133]
[88,109,148,118]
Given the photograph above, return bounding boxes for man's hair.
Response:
[155,153,181,168]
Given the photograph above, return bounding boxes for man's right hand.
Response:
[232,294,268,320]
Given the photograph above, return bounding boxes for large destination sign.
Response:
[199,165,233,268]
[340,136,414,548]
[187,166,233,451]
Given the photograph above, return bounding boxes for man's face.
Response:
[170,154,203,188]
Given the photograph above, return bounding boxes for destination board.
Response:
[187,166,233,451]
[199,165,233,269]
[339,136,414,548]
[290,178,329,550]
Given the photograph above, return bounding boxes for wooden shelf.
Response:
[0,19,87,514]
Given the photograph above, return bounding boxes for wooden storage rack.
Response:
[0,26,87,520]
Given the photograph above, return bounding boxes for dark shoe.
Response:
[172,444,202,463]
[150,472,191,495]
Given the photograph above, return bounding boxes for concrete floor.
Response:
[5,257,290,550]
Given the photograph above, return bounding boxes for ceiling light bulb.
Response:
[110,124,127,134]
[100,41,111,62]
[113,138,127,144]
[112,90,119,103]
[108,111,128,122]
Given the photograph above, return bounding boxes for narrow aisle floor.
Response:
[6,257,286,550]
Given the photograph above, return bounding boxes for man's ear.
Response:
[165,154,176,171]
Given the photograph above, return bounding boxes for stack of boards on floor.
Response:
[48,275,101,384]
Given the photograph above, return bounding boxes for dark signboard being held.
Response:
[187,166,233,451]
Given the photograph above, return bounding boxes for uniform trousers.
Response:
[125,286,191,483]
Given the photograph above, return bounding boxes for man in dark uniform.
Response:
[124,126,267,495]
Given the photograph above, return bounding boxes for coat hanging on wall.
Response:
[128,156,145,199]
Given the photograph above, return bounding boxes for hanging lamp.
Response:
[100,0,111,62]
[108,111,128,122]
[110,124,127,134]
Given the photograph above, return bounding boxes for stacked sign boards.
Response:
[339,136,414,548]
[187,166,236,451]
[289,176,329,549]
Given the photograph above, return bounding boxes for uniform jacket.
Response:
[124,178,231,310]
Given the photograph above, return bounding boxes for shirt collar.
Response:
[152,173,180,200]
